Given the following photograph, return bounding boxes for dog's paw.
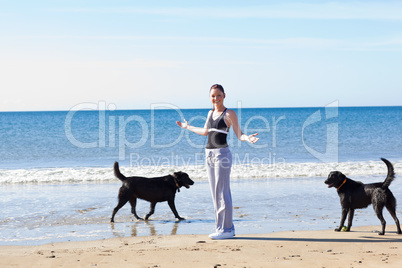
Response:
[378,232,385,235]
[176,217,185,221]
[334,228,341,232]
[343,226,351,232]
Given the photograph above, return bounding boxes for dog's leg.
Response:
[167,199,185,221]
[346,209,355,231]
[145,202,156,221]
[385,203,402,234]
[374,205,386,235]
[129,197,143,220]
[336,208,349,232]
[111,194,130,223]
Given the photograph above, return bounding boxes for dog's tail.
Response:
[114,162,127,181]
[381,158,395,189]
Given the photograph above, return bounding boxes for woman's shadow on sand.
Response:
[235,230,402,243]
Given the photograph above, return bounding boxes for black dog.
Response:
[325,158,401,235]
[110,162,194,222]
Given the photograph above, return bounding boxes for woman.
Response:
[176,84,259,240]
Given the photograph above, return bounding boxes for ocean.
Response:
[1,105,402,245]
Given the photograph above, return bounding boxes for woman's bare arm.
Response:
[176,110,212,136]
[225,109,259,143]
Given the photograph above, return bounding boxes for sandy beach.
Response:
[1,225,401,268]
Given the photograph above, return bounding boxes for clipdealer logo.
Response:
[64,100,339,165]
[302,101,339,163]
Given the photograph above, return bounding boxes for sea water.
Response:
[1,106,402,245]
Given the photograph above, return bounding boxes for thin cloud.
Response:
[3,35,402,51]
[48,2,402,20]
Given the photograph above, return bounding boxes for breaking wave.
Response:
[1,160,400,184]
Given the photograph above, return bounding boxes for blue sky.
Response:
[1,0,402,111]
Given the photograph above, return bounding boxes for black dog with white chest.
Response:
[111,162,194,222]
[325,158,401,235]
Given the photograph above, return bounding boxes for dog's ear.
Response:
[172,171,183,178]
[337,172,346,181]
[330,171,345,181]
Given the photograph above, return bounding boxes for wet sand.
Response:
[2,177,401,245]
[1,225,401,267]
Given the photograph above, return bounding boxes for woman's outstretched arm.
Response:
[226,109,259,144]
[176,119,208,136]
[176,110,212,136]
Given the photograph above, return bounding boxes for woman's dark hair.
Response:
[210,84,225,93]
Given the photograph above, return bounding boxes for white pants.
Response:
[206,147,234,233]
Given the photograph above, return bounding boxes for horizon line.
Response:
[1,105,401,113]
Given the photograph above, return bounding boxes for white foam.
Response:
[0,160,400,184]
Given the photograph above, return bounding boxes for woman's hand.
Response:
[176,119,189,129]
[247,133,259,144]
